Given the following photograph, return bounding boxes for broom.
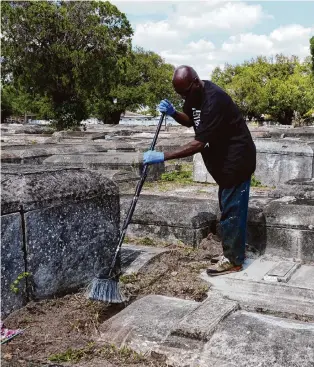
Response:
[88,113,166,303]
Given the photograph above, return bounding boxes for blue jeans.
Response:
[218,179,251,266]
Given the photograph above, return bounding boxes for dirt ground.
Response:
[2,238,221,366]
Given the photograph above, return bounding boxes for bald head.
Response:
[172,65,203,100]
[173,65,199,85]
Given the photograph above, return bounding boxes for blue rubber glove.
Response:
[158,99,176,116]
[143,150,165,165]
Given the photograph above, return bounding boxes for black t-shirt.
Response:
[183,80,256,188]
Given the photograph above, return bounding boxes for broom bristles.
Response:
[87,278,125,303]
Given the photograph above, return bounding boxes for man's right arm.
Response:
[172,111,193,128]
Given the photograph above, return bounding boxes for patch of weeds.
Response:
[251,174,263,187]
[101,344,146,363]
[137,237,157,247]
[124,236,171,248]
[48,342,95,363]
[49,343,150,365]
[161,169,192,183]
[10,272,30,294]
[120,272,138,284]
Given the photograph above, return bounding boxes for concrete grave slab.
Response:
[99,293,314,367]
[99,295,198,348]
[202,256,314,320]
[193,153,216,184]
[263,261,300,283]
[1,165,120,307]
[43,152,164,181]
[1,143,108,164]
[264,196,314,261]
[120,195,218,246]
[172,293,238,341]
[270,178,314,200]
[193,139,314,187]
[100,170,139,193]
[200,311,314,367]
[254,139,313,186]
[1,213,26,318]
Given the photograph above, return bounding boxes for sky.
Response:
[110,0,314,79]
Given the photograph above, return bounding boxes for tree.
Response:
[1,83,54,123]
[1,1,133,129]
[211,54,314,125]
[88,48,182,124]
[310,36,314,75]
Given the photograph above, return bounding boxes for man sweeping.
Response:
[143,65,256,276]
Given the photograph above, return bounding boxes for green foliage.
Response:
[10,272,30,294]
[212,55,314,125]
[88,47,182,123]
[48,343,146,364]
[1,1,133,129]
[310,36,314,75]
[48,343,95,363]
[251,174,262,188]
[1,84,54,122]
[161,166,193,183]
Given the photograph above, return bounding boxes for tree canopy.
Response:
[1,0,133,128]
[1,0,181,129]
[1,1,313,128]
[310,36,314,75]
[211,54,314,125]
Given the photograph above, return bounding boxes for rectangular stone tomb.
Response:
[1,164,120,317]
[120,194,218,247]
[1,143,108,164]
[43,152,165,181]
[193,139,314,187]
[264,197,314,261]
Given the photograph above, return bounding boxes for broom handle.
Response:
[108,113,166,275]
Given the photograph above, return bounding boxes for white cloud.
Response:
[133,21,181,52]
[120,1,313,79]
[270,24,313,43]
[110,1,174,17]
[222,25,314,59]
[222,33,273,55]
[175,2,269,31]
[160,39,217,78]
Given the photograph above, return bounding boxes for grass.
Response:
[124,235,186,248]
[160,163,193,184]
[48,343,95,363]
[48,343,159,365]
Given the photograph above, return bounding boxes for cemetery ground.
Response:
[1,238,220,366]
[1,122,314,366]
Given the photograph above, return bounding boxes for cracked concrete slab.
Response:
[201,256,314,320]
[99,294,314,367]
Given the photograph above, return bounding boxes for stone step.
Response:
[99,294,314,367]
[202,257,314,320]
[171,293,238,341]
